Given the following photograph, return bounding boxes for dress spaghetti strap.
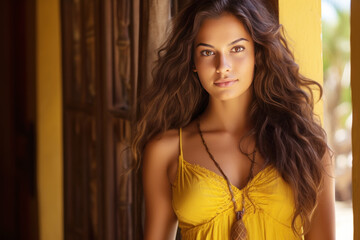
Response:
[179,128,184,158]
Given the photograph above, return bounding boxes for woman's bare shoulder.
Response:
[142,129,180,239]
[143,129,180,169]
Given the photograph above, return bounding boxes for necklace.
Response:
[196,120,256,240]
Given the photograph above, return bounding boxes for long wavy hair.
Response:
[131,0,330,237]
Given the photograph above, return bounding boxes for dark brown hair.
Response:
[132,0,330,236]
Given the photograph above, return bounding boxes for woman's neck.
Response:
[200,89,253,137]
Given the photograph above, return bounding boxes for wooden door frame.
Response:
[351,0,360,239]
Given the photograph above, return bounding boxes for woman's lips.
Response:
[214,79,238,87]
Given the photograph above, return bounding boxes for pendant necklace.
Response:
[196,120,256,240]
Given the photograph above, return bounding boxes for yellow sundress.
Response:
[171,128,304,239]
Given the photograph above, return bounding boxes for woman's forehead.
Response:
[194,13,252,46]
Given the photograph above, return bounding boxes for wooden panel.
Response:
[108,0,140,238]
[351,0,360,238]
[114,118,133,239]
[61,0,159,238]
[64,113,100,240]
[71,0,83,104]
[84,0,97,104]
[65,0,97,105]
[63,0,102,239]
[112,0,133,114]
[63,0,141,238]
[64,113,90,239]
[64,112,98,239]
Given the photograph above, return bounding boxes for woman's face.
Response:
[193,13,255,101]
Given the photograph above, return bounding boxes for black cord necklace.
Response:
[196,120,256,240]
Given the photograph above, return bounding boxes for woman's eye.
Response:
[200,50,215,56]
[231,46,245,53]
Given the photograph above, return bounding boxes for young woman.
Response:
[132,0,335,239]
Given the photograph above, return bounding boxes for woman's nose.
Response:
[216,53,231,74]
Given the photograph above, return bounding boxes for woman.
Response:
[132,0,335,239]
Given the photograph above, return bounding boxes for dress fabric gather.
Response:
[171,128,304,240]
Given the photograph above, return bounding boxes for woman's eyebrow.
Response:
[196,43,215,48]
[229,37,249,45]
[195,38,249,48]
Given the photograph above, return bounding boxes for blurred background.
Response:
[322,0,353,239]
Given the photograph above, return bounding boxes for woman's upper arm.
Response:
[142,138,178,240]
[305,151,336,240]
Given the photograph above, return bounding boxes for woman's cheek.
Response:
[197,58,216,71]
[233,55,254,69]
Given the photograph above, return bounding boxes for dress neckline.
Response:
[180,154,273,193]
[178,127,272,192]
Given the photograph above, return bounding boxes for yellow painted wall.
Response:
[351,0,360,239]
[278,0,323,119]
[36,0,63,239]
